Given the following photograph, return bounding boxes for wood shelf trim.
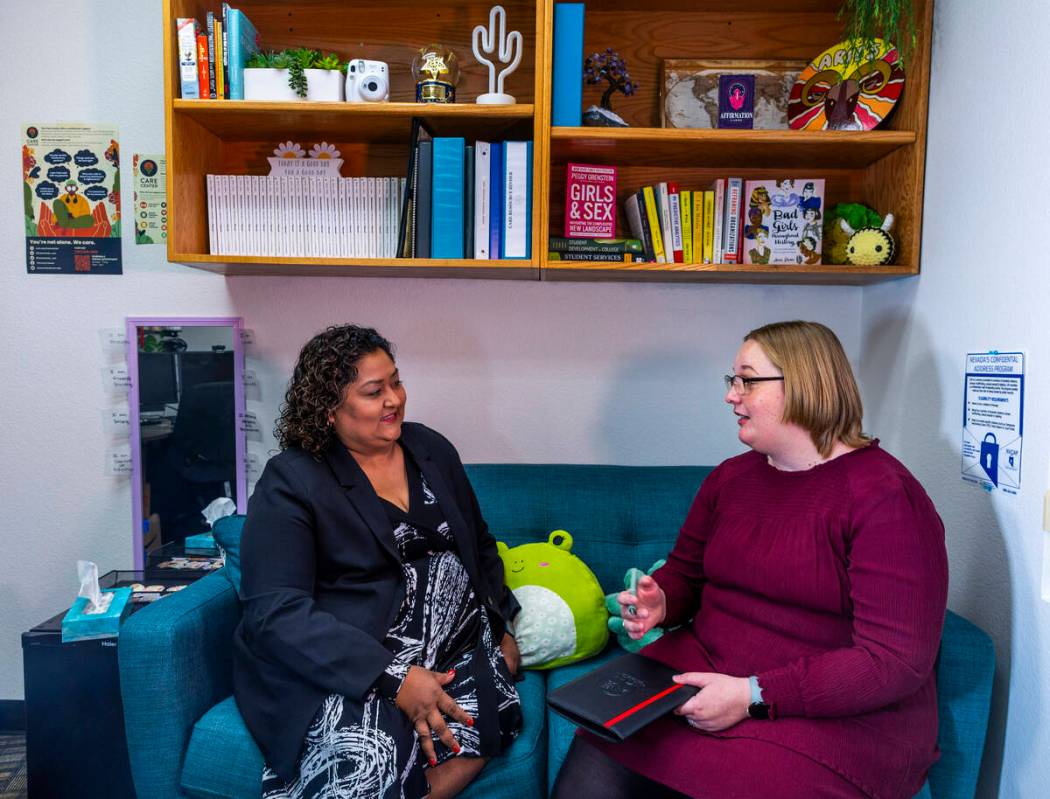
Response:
[550,127,917,169]
[173,100,535,118]
[172,254,539,279]
[541,260,917,285]
[172,100,537,142]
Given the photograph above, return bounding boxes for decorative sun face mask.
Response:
[788,39,905,131]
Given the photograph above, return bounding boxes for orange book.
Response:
[196,33,210,98]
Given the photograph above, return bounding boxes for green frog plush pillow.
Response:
[498,530,609,670]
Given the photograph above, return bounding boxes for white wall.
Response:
[859,2,1050,797]
[0,2,863,703]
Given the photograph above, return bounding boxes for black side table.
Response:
[21,570,200,798]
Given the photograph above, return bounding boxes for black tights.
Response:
[551,737,690,799]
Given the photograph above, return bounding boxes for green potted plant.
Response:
[838,0,917,58]
[243,49,347,101]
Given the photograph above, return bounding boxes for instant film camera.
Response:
[346,59,390,102]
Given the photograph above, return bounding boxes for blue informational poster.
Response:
[23,122,122,274]
[962,351,1024,495]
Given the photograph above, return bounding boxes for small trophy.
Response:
[472,5,523,104]
[412,44,460,103]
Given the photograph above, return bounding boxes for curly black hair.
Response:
[275,325,395,457]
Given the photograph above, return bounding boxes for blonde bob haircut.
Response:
[744,321,870,458]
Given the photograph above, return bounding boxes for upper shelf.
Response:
[549,128,917,170]
[173,100,536,143]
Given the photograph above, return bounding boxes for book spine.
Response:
[692,191,703,265]
[712,179,725,263]
[548,237,643,254]
[641,186,665,263]
[227,9,259,100]
[430,137,464,258]
[548,251,647,262]
[206,12,217,99]
[413,140,433,258]
[724,177,742,263]
[502,140,531,259]
[213,18,225,100]
[681,189,692,264]
[464,144,474,259]
[474,142,491,258]
[489,143,503,259]
[657,183,676,265]
[221,3,231,98]
[668,182,684,263]
[176,19,200,99]
[552,4,585,126]
[702,190,714,263]
[633,192,655,262]
[196,34,210,98]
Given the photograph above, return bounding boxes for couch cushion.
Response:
[544,644,623,789]
[211,514,245,592]
[459,669,547,799]
[182,672,547,799]
[466,465,712,594]
[181,696,263,799]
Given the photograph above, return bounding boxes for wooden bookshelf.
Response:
[163,0,933,283]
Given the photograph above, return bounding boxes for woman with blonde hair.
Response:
[553,320,948,799]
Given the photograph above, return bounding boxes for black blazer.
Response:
[232,422,519,783]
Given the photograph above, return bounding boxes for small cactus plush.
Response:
[605,560,666,653]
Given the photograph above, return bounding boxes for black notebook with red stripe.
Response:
[546,653,699,742]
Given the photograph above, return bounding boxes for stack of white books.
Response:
[206,175,406,258]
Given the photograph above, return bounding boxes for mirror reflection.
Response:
[133,323,239,559]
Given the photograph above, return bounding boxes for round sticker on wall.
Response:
[788,39,905,131]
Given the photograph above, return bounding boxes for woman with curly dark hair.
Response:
[233,324,523,799]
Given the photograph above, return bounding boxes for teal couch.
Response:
[119,465,995,799]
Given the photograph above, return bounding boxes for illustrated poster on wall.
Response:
[132,154,167,245]
[962,352,1024,495]
[22,122,122,274]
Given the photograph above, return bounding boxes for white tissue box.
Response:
[61,587,133,643]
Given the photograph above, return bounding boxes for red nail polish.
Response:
[466,717,474,728]
[447,669,456,677]
[429,757,437,767]
[453,744,461,754]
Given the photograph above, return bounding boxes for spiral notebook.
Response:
[546,653,698,742]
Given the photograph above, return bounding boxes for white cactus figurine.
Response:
[472,5,523,105]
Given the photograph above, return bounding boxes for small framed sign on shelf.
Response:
[661,59,806,130]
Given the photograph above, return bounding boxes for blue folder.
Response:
[553,4,585,126]
[431,138,466,258]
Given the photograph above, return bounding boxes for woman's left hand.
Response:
[500,632,521,676]
[671,672,751,732]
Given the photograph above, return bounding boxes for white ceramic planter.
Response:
[243,68,345,102]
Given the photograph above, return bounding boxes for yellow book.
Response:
[681,190,693,264]
[702,190,715,263]
[692,191,704,264]
[642,186,666,263]
[214,19,225,99]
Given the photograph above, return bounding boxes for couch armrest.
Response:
[118,571,242,799]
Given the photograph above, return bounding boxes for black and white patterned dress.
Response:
[261,459,522,799]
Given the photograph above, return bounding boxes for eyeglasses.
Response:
[723,374,784,394]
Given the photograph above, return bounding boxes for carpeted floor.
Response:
[0,735,27,799]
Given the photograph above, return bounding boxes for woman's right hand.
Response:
[616,575,668,640]
[395,666,474,766]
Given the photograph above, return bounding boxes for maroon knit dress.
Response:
[584,442,948,799]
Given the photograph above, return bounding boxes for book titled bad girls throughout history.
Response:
[742,178,825,265]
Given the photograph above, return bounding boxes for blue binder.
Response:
[431,138,466,258]
[552,4,585,126]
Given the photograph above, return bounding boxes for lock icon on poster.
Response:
[980,432,999,486]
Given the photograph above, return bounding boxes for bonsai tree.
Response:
[584,48,637,113]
